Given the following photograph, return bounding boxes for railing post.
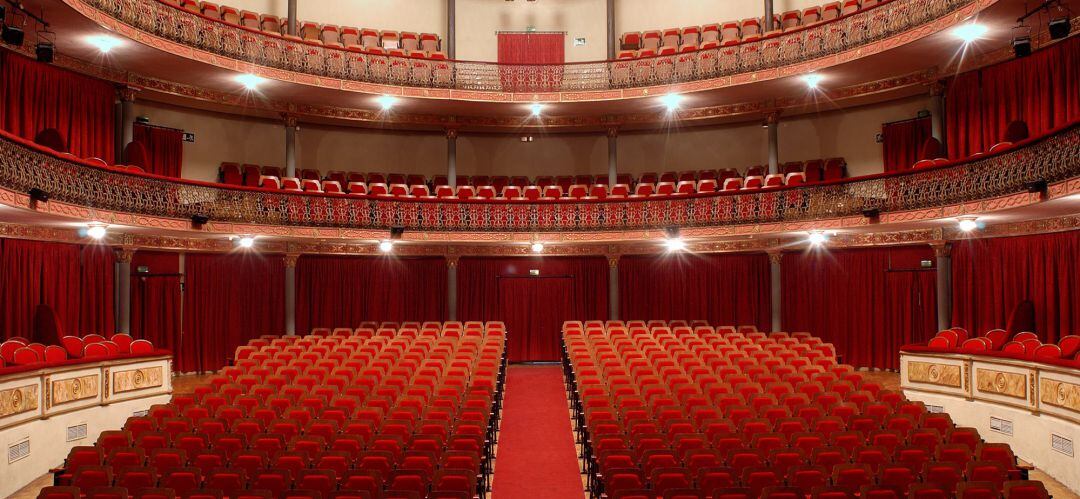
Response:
[931,241,952,331]
[284,253,298,335]
[283,113,298,179]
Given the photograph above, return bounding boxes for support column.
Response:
[286,0,297,37]
[447,256,459,321]
[447,0,456,59]
[284,253,298,335]
[283,114,298,178]
[607,127,618,186]
[606,0,616,59]
[765,111,780,175]
[607,255,620,320]
[929,81,945,144]
[764,0,775,32]
[118,87,138,162]
[931,242,952,331]
[446,128,458,189]
[767,250,782,332]
[115,247,135,334]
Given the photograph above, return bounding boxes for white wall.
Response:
[455,0,608,62]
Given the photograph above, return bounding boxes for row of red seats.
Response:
[925,327,1080,361]
[620,0,878,52]
[562,322,1044,499]
[0,334,155,368]
[52,324,505,499]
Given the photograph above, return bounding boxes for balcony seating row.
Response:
[563,321,1044,498]
[921,327,1080,364]
[0,334,156,369]
[51,322,506,499]
[165,0,441,53]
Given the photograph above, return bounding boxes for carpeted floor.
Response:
[491,364,586,499]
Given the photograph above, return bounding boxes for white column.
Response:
[447,129,458,189]
[115,247,135,334]
[768,250,782,332]
[929,81,945,144]
[608,255,620,320]
[284,253,298,335]
[766,111,780,175]
[607,127,618,186]
[284,114,298,178]
[446,0,456,59]
[932,242,952,331]
[119,87,138,162]
[287,0,297,37]
[447,256,459,321]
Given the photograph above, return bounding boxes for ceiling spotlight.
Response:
[957,217,979,232]
[808,231,828,245]
[530,103,543,117]
[661,93,683,111]
[952,23,988,44]
[87,35,122,53]
[664,238,687,251]
[86,223,108,240]
[377,95,398,110]
[237,236,255,248]
[236,73,267,90]
[531,242,545,253]
[801,73,824,89]
[379,240,394,253]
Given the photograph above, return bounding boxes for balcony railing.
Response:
[1,124,1077,232]
[79,0,975,93]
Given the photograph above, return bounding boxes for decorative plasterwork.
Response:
[112,366,164,394]
[975,368,1027,399]
[908,361,962,387]
[1040,378,1080,412]
[49,375,101,407]
[0,385,39,417]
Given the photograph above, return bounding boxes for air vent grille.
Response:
[8,439,29,463]
[1051,434,1074,457]
[926,405,944,413]
[67,423,88,442]
[989,417,1014,436]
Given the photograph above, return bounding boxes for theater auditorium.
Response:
[0,0,1078,497]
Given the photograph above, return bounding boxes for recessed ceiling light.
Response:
[530,103,543,117]
[86,223,108,240]
[379,240,394,252]
[87,35,122,53]
[953,23,988,43]
[808,231,828,245]
[802,73,824,88]
[235,73,267,90]
[664,238,687,251]
[661,93,683,111]
[531,242,545,253]
[957,217,979,232]
[237,236,255,248]
[377,95,398,110]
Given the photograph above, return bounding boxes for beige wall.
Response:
[455,0,608,62]
[136,93,931,182]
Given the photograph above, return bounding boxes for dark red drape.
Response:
[882,116,932,171]
[781,246,938,370]
[618,253,772,330]
[458,256,607,362]
[295,255,447,334]
[183,253,285,372]
[0,238,114,340]
[951,230,1080,344]
[130,251,182,363]
[945,36,1080,158]
[132,124,184,177]
[497,32,565,92]
[0,51,116,162]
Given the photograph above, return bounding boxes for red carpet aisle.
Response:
[492,364,585,499]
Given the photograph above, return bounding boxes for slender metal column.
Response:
[608,255,620,320]
[932,242,952,331]
[607,127,618,186]
[766,111,780,175]
[284,114,298,178]
[606,0,616,59]
[764,0,776,31]
[115,247,135,334]
[447,129,458,189]
[768,250,782,332]
[447,256,459,321]
[447,0,456,59]
[284,253,298,335]
[929,81,946,144]
[118,87,138,162]
[287,0,297,36]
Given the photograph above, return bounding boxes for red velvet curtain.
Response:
[618,253,772,330]
[130,251,182,363]
[457,256,607,362]
[951,230,1080,344]
[882,117,932,171]
[781,246,937,369]
[183,253,285,372]
[945,36,1080,158]
[0,238,114,341]
[294,255,447,334]
[132,124,184,177]
[0,51,116,162]
[497,32,565,92]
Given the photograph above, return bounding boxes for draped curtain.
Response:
[945,36,1080,158]
[951,230,1080,344]
[457,256,607,361]
[295,256,447,334]
[0,238,114,341]
[617,253,772,330]
[130,251,183,363]
[183,253,285,373]
[781,246,938,369]
[497,32,565,92]
[0,51,116,162]
[132,124,184,177]
[882,116,932,171]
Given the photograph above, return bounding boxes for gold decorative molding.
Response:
[975,368,1027,399]
[908,361,962,387]
[0,384,39,417]
[115,247,137,263]
[284,253,300,269]
[1040,378,1080,413]
[112,367,164,394]
[50,375,101,407]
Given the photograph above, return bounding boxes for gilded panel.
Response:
[0,384,39,417]
[907,361,962,387]
[112,367,164,394]
[1040,378,1080,413]
[975,369,1027,399]
[51,375,100,406]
